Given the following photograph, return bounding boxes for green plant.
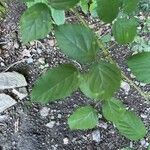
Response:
[0,1,7,20]
[20,0,149,142]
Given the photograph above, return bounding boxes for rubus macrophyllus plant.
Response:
[20,0,149,141]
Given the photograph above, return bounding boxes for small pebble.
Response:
[58,114,61,119]
[46,121,55,128]
[140,139,146,146]
[14,42,19,49]
[91,130,101,143]
[26,58,33,64]
[121,81,130,94]
[99,122,108,129]
[37,48,42,54]
[134,81,139,85]
[51,116,55,119]
[40,107,50,117]
[140,82,146,86]
[63,138,69,145]
[0,62,5,67]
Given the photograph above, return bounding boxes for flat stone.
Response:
[0,72,27,90]
[0,93,17,113]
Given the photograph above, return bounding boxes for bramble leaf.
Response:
[96,0,121,23]
[127,52,150,83]
[102,98,126,122]
[55,24,99,63]
[20,3,52,43]
[84,62,121,100]
[31,64,79,103]
[115,111,147,140]
[68,106,98,129]
[122,0,139,14]
[79,74,101,100]
[112,18,137,44]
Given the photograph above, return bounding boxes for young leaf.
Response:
[115,111,147,141]
[20,3,52,43]
[85,62,121,100]
[50,7,65,25]
[31,64,79,104]
[68,106,98,130]
[112,18,137,44]
[127,52,150,83]
[122,0,139,14]
[96,0,121,23]
[55,24,99,63]
[49,0,80,10]
[102,98,126,122]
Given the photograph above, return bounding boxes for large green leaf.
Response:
[112,18,137,44]
[50,7,65,25]
[31,64,79,103]
[96,0,121,23]
[122,0,139,14]
[49,0,80,10]
[102,98,126,122]
[25,0,65,25]
[84,62,121,100]
[55,24,99,63]
[115,111,147,140]
[68,106,98,130]
[79,74,100,100]
[127,52,150,83]
[26,0,48,7]
[20,3,52,43]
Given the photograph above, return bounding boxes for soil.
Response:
[0,0,149,150]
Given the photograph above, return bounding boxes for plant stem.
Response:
[71,8,150,103]
[70,8,88,27]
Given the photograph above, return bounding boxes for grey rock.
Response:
[63,137,69,145]
[0,72,27,90]
[40,107,50,117]
[91,130,101,143]
[0,114,9,122]
[26,58,33,64]
[0,93,17,113]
